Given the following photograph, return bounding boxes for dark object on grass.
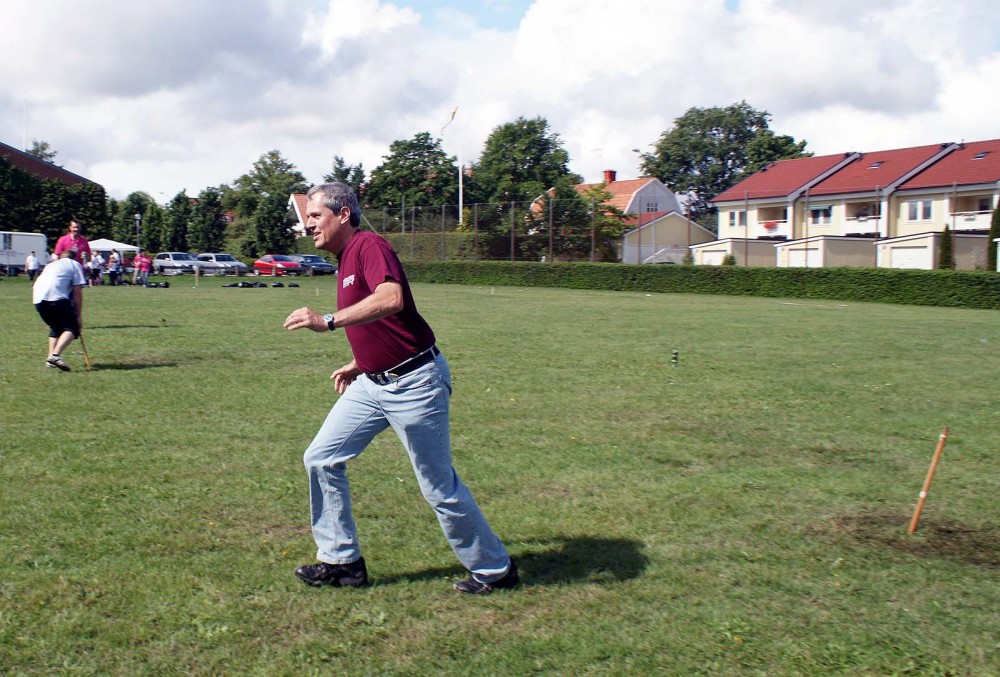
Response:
[288,283,300,288]
[272,282,284,288]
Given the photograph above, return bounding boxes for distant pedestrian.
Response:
[32,250,86,372]
[89,252,105,287]
[25,250,41,282]
[53,218,92,262]
[133,249,152,286]
[107,249,121,286]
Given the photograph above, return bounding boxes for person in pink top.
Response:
[53,219,92,262]
[133,250,152,286]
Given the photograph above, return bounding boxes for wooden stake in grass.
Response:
[907,426,949,534]
[79,333,92,371]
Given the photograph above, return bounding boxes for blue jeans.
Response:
[303,351,511,582]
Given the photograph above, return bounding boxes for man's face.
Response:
[305,194,351,254]
[69,222,81,236]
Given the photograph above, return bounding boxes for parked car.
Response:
[153,252,200,275]
[197,252,248,276]
[287,254,337,275]
[253,254,302,276]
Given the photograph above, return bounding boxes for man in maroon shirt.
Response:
[283,182,517,595]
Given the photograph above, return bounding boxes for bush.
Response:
[405,261,1000,310]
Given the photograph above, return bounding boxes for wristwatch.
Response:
[323,313,336,331]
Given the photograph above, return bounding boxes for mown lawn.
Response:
[1,274,997,675]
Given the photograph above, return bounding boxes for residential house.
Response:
[572,170,713,263]
[288,193,308,235]
[707,139,1000,269]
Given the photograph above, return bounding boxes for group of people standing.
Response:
[32,218,153,287]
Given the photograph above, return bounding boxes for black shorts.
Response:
[35,299,80,339]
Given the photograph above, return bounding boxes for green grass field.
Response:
[1,274,998,675]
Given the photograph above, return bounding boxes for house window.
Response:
[973,151,989,160]
[728,210,746,228]
[907,200,932,221]
[644,200,659,212]
[809,206,832,225]
[977,197,991,212]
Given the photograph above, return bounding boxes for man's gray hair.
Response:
[307,183,361,228]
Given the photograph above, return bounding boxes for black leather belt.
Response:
[366,346,440,385]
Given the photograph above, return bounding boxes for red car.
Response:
[253,255,302,276]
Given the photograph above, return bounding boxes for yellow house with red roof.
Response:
[705,139,1000,269]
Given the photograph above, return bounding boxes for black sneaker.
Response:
[453,559,519,595]
[295,557,369,588]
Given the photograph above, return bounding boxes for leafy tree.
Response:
[525,177,594,261]
[639,101,810,224]
[163,191,192,251]
[34,180,74,243]
[578,182,629,261]
[232,151,308,254]
[989,200,1000,271]
[68,182,109,239]
[323,156,366,198]
[112,192,155,248]
[0,156,42,234]
[142,202,166,253]
[188,187,228,253]
[27,139,58,163]
[938,226,954,270]
[472,116,580,206]
[365,133,456,211]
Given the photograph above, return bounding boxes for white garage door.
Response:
[787,248,820,268]
[889,246,932,270]
[701,250,726,265]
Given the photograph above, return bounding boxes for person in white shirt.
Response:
[32,250,86,371]
[25,250,41,282]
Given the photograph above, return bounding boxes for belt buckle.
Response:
[373,371,397,386]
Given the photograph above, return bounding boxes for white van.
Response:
[1,231,48,275]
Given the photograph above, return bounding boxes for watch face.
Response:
[323,313,333,322]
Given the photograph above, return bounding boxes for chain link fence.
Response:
[358,200,622,264]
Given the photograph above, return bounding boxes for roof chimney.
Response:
[603,169,617,184]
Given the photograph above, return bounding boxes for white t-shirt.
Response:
[25,254,40,270]
[32,258,87,304]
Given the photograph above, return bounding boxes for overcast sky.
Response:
[1,0,998,201]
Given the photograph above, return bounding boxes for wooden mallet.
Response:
[79,333,92,371]
[907,427,949,534]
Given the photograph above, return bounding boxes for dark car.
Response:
[288,254,337,276]
[253,255,302,276]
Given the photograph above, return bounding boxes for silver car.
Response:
[153,252,199,275]
[197,253,248,276]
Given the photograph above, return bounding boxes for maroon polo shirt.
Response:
[336,230,436,373]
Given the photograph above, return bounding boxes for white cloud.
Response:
[0,0,997,200]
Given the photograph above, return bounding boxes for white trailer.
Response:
[1,231,49,275]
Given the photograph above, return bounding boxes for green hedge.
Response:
[405,261,1000,310]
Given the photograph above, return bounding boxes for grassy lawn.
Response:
[1,274,998,675]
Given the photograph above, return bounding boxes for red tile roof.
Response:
[712,153,855,202]
[574,177,662,212]
[807,143,952,196]
[0,141,91,186]
[896,138,1000,190]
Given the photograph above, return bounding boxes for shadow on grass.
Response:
[377,536,648,587]
[90,361,178,371]
[827,509,1000,568]
[87,324,168,330]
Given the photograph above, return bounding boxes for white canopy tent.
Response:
[88,238,139,254]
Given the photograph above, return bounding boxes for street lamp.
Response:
[134,213,142,248]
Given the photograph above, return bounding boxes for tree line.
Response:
[0,102,810,260]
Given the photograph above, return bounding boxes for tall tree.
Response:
[938,226,954,270]
[472,116,580,206]
[578,182,629,261]
[27,139,58,163]
[639,101,810,223]
[68,182,109,239]
[365,133,456,211]
[112,192,154,247]
[188,186,228,253]
[232,150,307,254]
[323,156,366,198]
[163,191,192,251]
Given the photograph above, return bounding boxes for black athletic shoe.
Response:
[453,559,519,595]
[295,557,369,588]
[46,354,71,371]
